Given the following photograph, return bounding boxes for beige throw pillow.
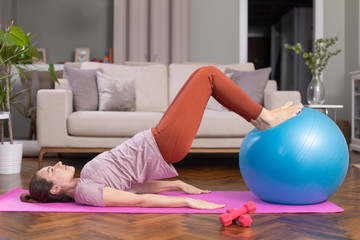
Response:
[96,71,136,111]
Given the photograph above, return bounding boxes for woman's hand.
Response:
[186,198,225,209]
[178,180,211,195]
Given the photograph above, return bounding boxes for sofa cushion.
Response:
[81,62,168,112]
[67,110,253,138]
[67,111,164,137]
[225,67,272,105]
[96,71,136,111]
[168,63,255,103]
[196,110,254,137]
[64,65,102,111]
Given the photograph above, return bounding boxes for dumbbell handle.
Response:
[227,208,248,218]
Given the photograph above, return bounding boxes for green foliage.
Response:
[284,37,341,78]
[0,22,58,143]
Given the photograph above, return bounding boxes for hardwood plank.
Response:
[0,152,359,239]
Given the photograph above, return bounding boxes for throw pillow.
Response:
[206,73,234,111]
[64,65,102,111]
[224,67,272,105]
[96,71,136,111]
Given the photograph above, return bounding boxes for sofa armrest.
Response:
[264,91,301,110]
[37,89,73,147]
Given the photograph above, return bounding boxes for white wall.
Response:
[190,0,239,64]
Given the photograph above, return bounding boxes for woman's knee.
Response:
[197,65,219,73]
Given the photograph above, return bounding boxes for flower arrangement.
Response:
[284,36,341,104]
[284,36,341,79]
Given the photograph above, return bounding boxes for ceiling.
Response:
[248,0,313,27]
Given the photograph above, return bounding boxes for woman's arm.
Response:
[102,186,225,209]
[128,180,211,194]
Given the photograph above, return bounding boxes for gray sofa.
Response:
[36,62,301,169]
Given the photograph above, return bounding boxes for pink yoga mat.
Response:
[0,188,343,214]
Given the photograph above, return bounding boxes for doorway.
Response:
[248,0,313,103]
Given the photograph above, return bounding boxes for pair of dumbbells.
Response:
[219,201,256,227]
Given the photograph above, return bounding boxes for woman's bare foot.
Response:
[250,102,303,131]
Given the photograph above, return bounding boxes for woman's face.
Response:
[37,161,75,187]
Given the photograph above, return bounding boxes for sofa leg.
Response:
[38,148,47,169]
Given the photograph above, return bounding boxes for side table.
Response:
[305,104,343,122]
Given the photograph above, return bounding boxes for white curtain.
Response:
[113,0,190,65]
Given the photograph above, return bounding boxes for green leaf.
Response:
[3,32,17,46]
[0,30,5,43]
[25,46,40,59]
[8,25,29,46]
[15,65,27,81]
[0,53,4,65]
[48,64,59,84]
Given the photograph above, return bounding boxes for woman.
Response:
[21,66,303,209]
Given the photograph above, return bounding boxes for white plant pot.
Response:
[0,142,23,174]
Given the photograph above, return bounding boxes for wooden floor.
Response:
[0,152,359,240]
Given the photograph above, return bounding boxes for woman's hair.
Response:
[20,173,73,203]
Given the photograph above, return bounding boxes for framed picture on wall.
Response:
[33,48,46,64]
[75,48,90,62]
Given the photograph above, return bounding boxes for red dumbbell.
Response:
[224,210,253,227]
[238,214,252,227]
[219,201,256,227]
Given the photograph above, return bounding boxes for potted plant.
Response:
[285,37,341,104]
[0,22,58,174]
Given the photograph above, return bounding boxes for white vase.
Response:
[0,142,23,174]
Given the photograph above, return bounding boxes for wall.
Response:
[0,0,113,139]
[345,0,360,122]
[323,0,347,120]
[190,0,239,64]
[1,0,113,64]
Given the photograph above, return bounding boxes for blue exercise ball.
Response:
[239,107,349,205]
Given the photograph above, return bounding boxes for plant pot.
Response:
[0,112,10,119]
[0,142,23,174]
[307,75,325,104]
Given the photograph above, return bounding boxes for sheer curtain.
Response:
[113,0,190,65]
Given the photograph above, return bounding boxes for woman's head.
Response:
[21,161,76,203]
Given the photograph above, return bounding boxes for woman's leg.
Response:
[151,66,263,164]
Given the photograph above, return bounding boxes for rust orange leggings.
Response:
[151,66,263,164]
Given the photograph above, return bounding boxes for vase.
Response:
[307,75,325,104]
[0,142,23,174]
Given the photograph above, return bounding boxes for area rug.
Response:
[0,188,343,214]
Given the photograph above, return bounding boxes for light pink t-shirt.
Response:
[74,129,178,206]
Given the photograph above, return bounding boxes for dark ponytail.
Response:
[20,173,73,203]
